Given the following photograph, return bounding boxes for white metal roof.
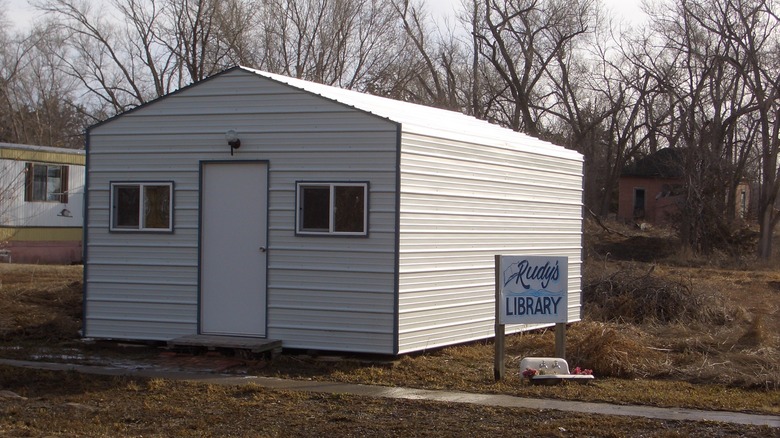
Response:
[241,67,583,162]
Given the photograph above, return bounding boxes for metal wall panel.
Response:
[397,134,583,353]
[86,67,583,355]
[85,69,399,353]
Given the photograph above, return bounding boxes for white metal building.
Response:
[84,66,583,354]
[0,143,85,264]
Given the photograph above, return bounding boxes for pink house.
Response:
[618,148,685,225]
[618,148,751,225]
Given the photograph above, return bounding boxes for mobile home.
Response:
[0,143,84,264]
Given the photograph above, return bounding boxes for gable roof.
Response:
[88,65,582,162]
[241,67,581,162]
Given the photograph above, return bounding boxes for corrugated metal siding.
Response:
[396,134,583,354]
[0,156,85,229]
[86,69,399,352]
[86,67,584,355]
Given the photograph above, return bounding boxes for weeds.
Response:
[1,221,780,416]
[583,263,740,325]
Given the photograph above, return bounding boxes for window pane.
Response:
[301,187,330,231]
[46,166,62,202]
[334,186,365,233]
[115,186,140,227]
[143,185,171,229]
[32,165,47,201]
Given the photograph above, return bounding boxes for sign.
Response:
[498,255,568,324]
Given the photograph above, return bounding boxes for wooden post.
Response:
[494,255,505,381]
[555,322,566,358]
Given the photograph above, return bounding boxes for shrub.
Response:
[583,263,738,325]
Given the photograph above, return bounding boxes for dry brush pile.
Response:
[574,260,780,389]
[583,263,739,325]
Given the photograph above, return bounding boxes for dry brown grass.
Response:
[565,321,666,378]
[580,220,780,390]
[583,263,741,325]
[0,264,82,343]
[1,221,780,436]
[1,366,771,438]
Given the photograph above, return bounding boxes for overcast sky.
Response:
[5,0,645,33]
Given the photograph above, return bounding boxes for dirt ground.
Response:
[0,222,779,436]
[0,366,772,438]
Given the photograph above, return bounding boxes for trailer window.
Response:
[110,182,173,232]
[296,182,367,236]
[25,163,69,203]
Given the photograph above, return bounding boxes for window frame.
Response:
[295,182,369,236]
[24,162,69,203]
[109,181,174,233]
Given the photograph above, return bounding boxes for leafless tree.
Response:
[543,4,651,216]
[625,0,779,256]
[695,0,780,258]
[470,0,594,136]
[163,0,258,83]
[35,0,259,115]
[35,0,166,113]
[258,0,403,91]
[1,8,85,149]
[387,0,465,110]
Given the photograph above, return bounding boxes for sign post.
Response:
[494,255,568,381]
[494,255,505,380]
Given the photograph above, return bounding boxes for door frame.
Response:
[197,160,270,337]
[633,187,646,219]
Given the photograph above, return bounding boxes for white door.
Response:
[200,162,268,337]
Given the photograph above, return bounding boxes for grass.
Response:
[0,223,779,435]
[0,366,773,437]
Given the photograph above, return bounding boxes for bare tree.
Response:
[163,0,258,83]
[1,9,86,149]
[542,4,650,216]
[388,0,465,110]
[625,0,779,255]
[259,0,403,91]
[35,0,260,116]
[0,4,34,142]
[35,0,165,113]
[470,0,594,136]
[699,0,780,258]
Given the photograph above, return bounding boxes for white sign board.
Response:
[498,255,568,324]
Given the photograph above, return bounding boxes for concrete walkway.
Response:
[2,358,778,428]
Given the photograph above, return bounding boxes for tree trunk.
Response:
[757,206,773,259]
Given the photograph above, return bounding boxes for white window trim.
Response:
[110,182,174,232]
[296,182,368,236]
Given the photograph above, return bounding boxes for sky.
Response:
[5,0,646,33]
[6,0,37,29]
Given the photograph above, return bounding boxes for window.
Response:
[110,182,173,232]
[296,182,368,235]
[25,163,68,203]
[740,190,747,219]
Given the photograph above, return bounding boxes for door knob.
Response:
[259,246,266,252]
